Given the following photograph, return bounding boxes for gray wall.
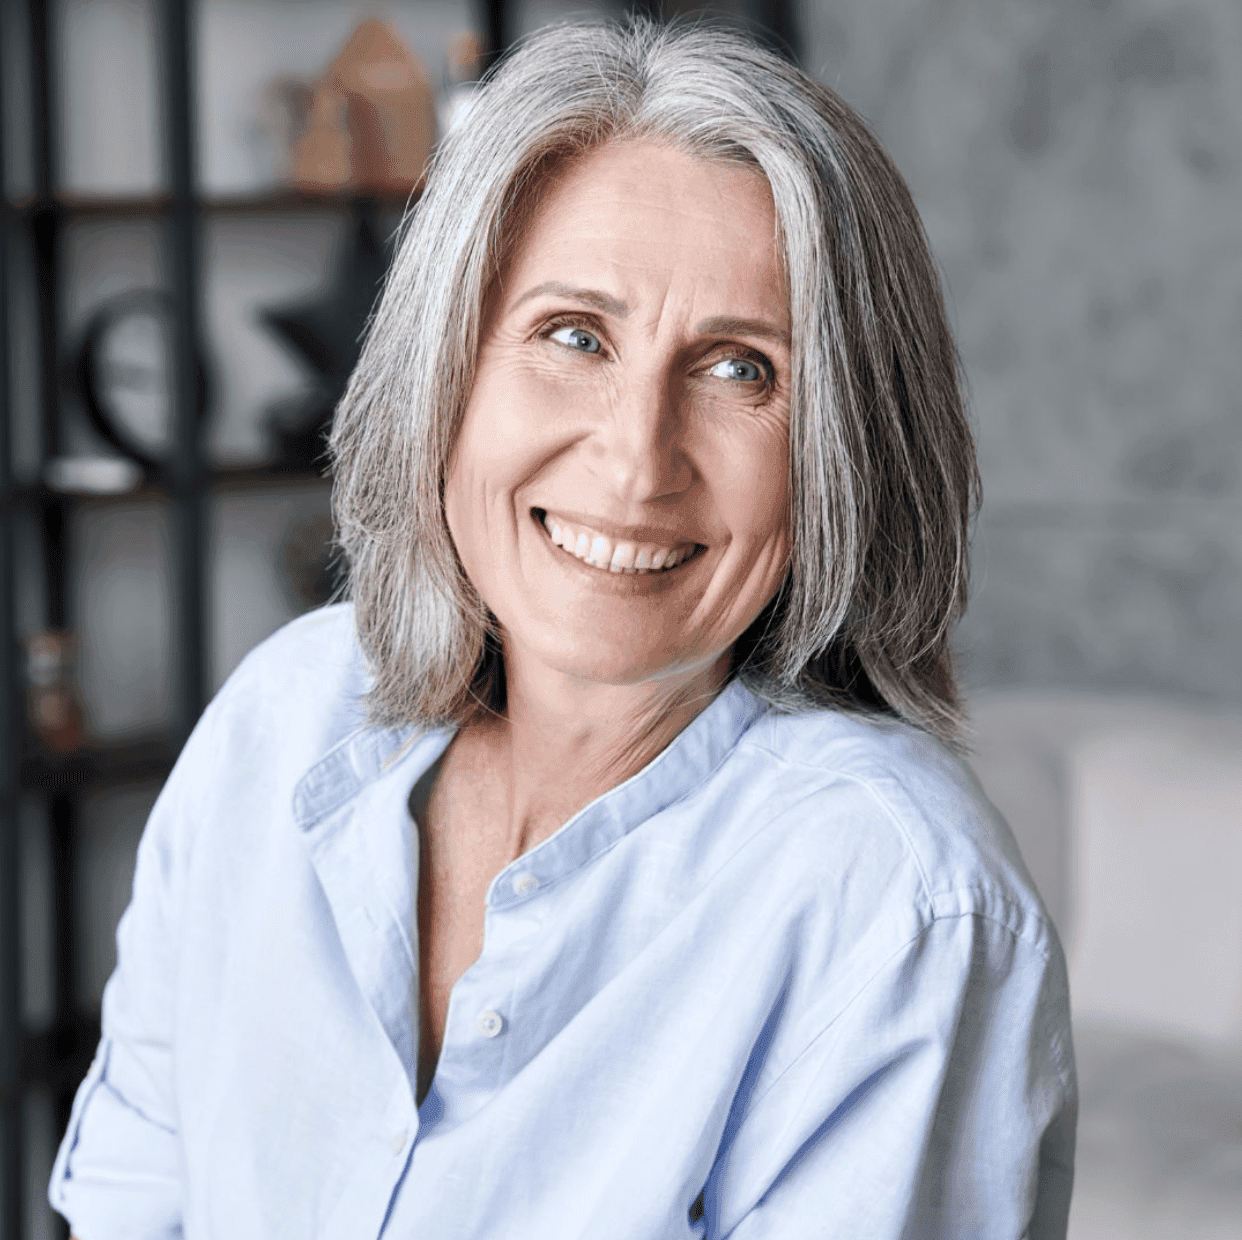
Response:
[801,0,1242,706]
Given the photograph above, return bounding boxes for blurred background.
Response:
[0,0,1238,1237]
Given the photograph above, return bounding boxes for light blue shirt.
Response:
[50,604,1075,1239]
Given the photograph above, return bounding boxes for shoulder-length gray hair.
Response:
[330,17,980,747]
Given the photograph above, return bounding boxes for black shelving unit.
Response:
[1,2,21,1233]
[0,3,349,1235]
[0,0,799,1236]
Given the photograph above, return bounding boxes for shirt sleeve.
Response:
[704,911,1077,1240]
[47,700,220,1240]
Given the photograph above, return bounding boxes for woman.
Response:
[52,19,1075,1240]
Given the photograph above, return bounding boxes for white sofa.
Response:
[968,693,1242,1239]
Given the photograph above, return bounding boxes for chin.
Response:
[516,623,726,693]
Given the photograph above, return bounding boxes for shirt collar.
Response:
[485,678,769,906]
[287,678,767,1090]
[291,676,768,882]
[292,720,427,832]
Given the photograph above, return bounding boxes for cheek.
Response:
[442,378,553,592]
[442,446,509,625]
[749,465,790,542]
[441,410,497,571]
[705,424,790,549]
[450,363,569,498]
[444,389,516,528]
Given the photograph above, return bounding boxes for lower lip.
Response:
[531,511,704,590]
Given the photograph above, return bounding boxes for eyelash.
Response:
[543,315,604,354]
[541,315,777,390]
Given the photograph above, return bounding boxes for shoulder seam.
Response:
[741,738,939,910]
[740,911,1058,1125]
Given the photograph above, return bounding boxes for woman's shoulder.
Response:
[188,603,373,791]
[212,602,366,725]
[731,702,1057,958]
[222,602,365,702]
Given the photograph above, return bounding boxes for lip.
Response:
[530,508,706,586]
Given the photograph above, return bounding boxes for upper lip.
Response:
[532,507,704,547]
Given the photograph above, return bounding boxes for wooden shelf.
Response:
[207,461,334,490]
[20,736,181,794]
[7,188,417,219]
[4,462,331,512]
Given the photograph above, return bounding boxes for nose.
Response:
[590,367,693,502]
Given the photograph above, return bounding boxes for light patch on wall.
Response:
[60,0,162,192]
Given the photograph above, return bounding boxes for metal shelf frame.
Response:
[1,2,20,1232]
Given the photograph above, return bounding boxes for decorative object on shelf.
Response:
[25,630,86,753]
[71,289,211,474]
[289,86,352,191]
[291,19,437,194]
[279,509,339,611]
[439,31,483,137]
[258,211,392,469]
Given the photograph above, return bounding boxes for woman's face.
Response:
[444,139,791,691]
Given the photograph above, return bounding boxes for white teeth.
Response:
[609,544,636,574]
[540,513,696,575]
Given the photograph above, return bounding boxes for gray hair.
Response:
[330,17,980,747]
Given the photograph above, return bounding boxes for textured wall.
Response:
[801,0,1242,705]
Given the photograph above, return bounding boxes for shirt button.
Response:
[389,1129,407,1155]
[513,873,539,896]
[477,1009,504,1038]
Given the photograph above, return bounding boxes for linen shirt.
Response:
[50,604,1076,1239]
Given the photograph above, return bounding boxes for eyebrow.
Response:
[509,285,789,347]
[512,281,632,318]
[694,315,791,348]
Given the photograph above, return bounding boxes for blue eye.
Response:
[549,325,602,354]
[710,357,764,382]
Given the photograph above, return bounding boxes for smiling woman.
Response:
[337,20,978,745]
[50,18,1075,1240]
[447,142,790,696]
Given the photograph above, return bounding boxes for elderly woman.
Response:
[51,18,1075,1240]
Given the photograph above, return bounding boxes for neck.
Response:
[459,641,732,859]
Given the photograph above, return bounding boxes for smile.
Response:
[535,510,702,574]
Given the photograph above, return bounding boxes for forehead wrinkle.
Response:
[512,281,632,319]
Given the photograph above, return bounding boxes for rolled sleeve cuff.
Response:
[49,1040,183,1240]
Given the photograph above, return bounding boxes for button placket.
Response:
[430,877,543,1108]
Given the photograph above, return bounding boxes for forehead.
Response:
[534,137,773,214]
[495,140,787,319]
